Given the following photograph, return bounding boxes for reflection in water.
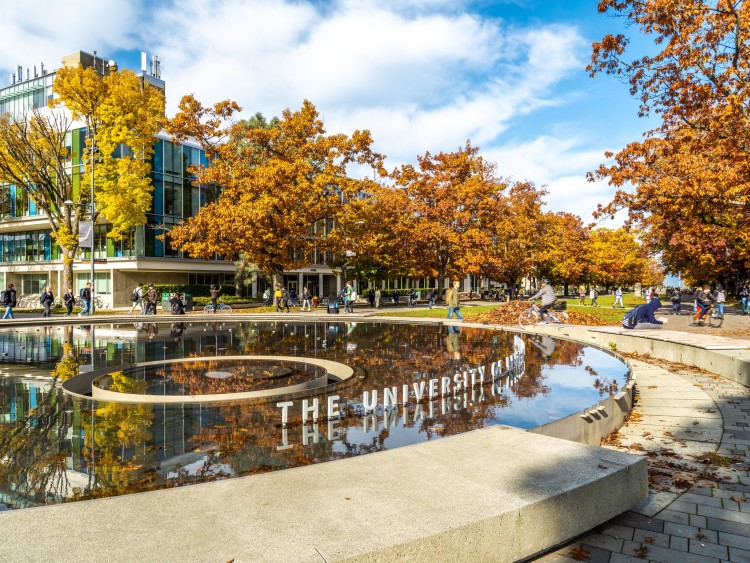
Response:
[0,321,629,509]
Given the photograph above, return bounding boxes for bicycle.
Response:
[74,296,105,310]
[518,302,569,329]
[690,301,723,328]
[204,299,232,314]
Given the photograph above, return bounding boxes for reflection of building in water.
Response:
[0,327,65,367]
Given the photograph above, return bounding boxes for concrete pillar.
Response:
[318,273,324,298]
[298,273,303,293]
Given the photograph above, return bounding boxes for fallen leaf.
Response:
[344,497,351,500]
[569,546,590,561]
[633,545,649,558]
[644,536,655,544]
[731,496,747,502]
[693,420,700,425]
[696,531,707,541]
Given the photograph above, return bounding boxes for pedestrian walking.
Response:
[1,283,16,319]
[428,289,436,309]
[40,286,54,317]
[146,283,158,315]
[589,287,599,307]
[715,286,726,318]
[446,280,463,321]
[368,288,375,308]
[78,282,92,316]
[63,287,74,316]
[129,282,144,314]
[280,288,291,312]
[301,286,312,311]
[741,285,749,315]
[344,281,354,313]
[670,287,682,315]
[375,288,381,308]
[578,286,586,306]
[613,287,624,308]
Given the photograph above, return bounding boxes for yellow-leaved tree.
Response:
[53,65,165,240]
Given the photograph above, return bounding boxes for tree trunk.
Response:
[235,255,247,297]
[63,247,76,294]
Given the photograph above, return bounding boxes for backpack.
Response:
[0,290,8,305]
[130,289,139,302]
[351,290,358,301]
[621,305,644,329]
[79,288,84,298]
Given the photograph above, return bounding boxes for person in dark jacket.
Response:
[40,286,55,317]
[169,293,186,315]
[2,283,17,320]
[633,293,668,329]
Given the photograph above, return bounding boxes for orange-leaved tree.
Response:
[390,141,505,288]
[589,0,750,286]
[166,98,383,287]
[481,181,550,289]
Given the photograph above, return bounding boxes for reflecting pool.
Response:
[0,321,629,509]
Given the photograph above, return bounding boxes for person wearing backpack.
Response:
[623,292,668,329]
[40,286,55,317]
[589,287,599,307]
[128,282,144,314]
[1,283,17,320]
[78,282,92,317]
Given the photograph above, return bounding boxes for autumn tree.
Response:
[587,227,661,288]
[0,64,164,292]
[166,98,383,287]
[536,211,592,293]
[53,65,165,240]
[481,181,550,289]
[390,142,505,288]
[589,0,750,287]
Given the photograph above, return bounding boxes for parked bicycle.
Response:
[518,302,569,329]
[204,299,232,314]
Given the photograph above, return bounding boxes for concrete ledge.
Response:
[0,426,646,563]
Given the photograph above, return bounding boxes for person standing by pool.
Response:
[446,280,463,321]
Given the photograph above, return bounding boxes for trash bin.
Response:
[183,293,193,312]
[327,302,339,314]
[161,292,171,312]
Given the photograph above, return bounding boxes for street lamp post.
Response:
[89,130,96,314]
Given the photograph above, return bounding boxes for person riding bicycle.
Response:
[694,285,716,323]
[527,278,557,322]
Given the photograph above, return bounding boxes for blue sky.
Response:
[0,0,652,223]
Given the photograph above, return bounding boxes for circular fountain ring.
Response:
[63,355,354,404]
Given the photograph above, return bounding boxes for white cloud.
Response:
[0,0,623,220]
[0,0,143,77]
[484,135,625,222]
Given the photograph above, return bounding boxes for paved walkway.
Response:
[538,355,750,562]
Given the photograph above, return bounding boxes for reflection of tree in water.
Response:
[160,359,321,395]
[586,365,620,397]
[0,385,72,508]
[76,372,158,501]
[47,326,84,383]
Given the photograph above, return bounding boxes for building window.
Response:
[22,274,48,295]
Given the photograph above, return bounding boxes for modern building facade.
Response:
[0,50,466,306]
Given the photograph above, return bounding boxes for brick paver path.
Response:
[538,358,750,562]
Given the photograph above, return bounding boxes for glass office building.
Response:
[0,51,238,306]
